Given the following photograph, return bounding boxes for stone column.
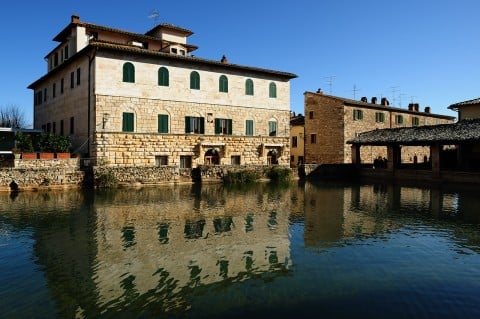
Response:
[351,144,361,167]
[430,143,441,177]
[386,145,399,172]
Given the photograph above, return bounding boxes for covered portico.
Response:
[347,119,480,184]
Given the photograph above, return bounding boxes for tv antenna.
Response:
[352,84,360,100]
[323,76,336,94]
[148,9,160,27]
[390,86,399,106]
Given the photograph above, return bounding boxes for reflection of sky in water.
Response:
[0,183,480,318]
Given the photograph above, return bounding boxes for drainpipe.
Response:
[86,48,97,156]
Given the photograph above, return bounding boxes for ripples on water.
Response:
[1,182,480,318]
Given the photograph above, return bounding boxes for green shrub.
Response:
[16,132,34,152]
[264,166,293,183]
[95,170,118,188]
[37,133,71,153]
[223,169,260,184]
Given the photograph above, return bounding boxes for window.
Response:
[190,71,200,90]
[70,117,74,134]
[60,79,64,94]
[375,112,385,123]
[245,120,254,136]
[52,83,56,98]
[231,155,241,165]
[291,155,295,163]
[52,122,56,134]
[36,91,43,105]
[180,155,192,168]
[184,219,205,239]
[60,120,64,135]
[44,88,47,102]
[311,134,317,144]
[76,68,81,85]
[64,45,69,59]
[245,79,254,95]
[70,72,74,88]
[185,116,205,134]
[269,82,277,98]
[123,62,135,83]
[121,226,136,249]
[219,75,228,93]
[54,52,58,67]
[309,111,314,119]
[158,223,169,244]
[215,118,232,135]
[158,67,169,86]
[268,120,277,136]
[292,136,298,148]
[395,115,404,125]
[412,117,420,126]
[122,112,134,132]
[158,114,169,133]
[155,155,168,166]
[353,109,364,120]
[46,123,51,133]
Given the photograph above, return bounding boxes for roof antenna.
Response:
[148,9,160,27]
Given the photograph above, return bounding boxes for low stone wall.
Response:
[0,167,85,191]
[14,158,80,169]
[93,165,192,186]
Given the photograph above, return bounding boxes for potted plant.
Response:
[11,148,21,159]
[16,132,37,160]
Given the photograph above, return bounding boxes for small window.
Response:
[215,118,232,135]
[52,83,56,98]
[219,75,228,93]
[292,136,298,148]
[190,71,200,90]
[123,62,135,83]
[171,48,178,54]
[76,68,81,85]
[231,155,241,165]
[70,72,74,88]
[64,45,69,59]
[185,116,205,134]
[158,114,169,133]
[245,79,254,96]
[122,112,134,132]
[353,109,364,120]
[269,82,277,98]
[180,156,192,169]
[311,134,317,144]
[52,122,56,134]
[158,67,169,86]
[395,115,404,125]
[60,120,64,135]
[179,49,185,56]
[309,111,314,119]
[375,112,385,123]
[70,117,74,134]
[268,120,277,136]
[412,117,420,126]
[60,78,64,94]
[158,223,169,244]
[44,88,47,102]
[245,120,254,136]
[54,52,58,67]
[155,155,168,166]
[46,123,51,133]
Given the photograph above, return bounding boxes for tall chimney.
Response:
[381,97,389,106]
[424,106,431,113]
[371,97,377,104]
[71,14,80,23]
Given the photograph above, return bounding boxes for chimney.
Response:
[414,103,419,112]
[71,14,80,23]
[424,106,430,113]
[361,97,368,102]
[220,55,228,64]
[371,97,377,104]
[381,97,389,106]
[316,88,323,94]
[408,103,414,111]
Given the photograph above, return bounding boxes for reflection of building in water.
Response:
[303,182,461,247]
[93,184,292,311]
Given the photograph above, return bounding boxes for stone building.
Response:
[304,91,455,165]
[28,14,297,167]
[289,112,305,167]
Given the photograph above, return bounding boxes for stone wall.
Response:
[0,167,85,191]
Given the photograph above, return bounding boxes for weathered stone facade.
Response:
[28,15,296,168]
[304,92,455,164]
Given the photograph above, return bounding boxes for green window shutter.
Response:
[245,79,254,95]
[269,82,277,98]
[123,112,134,132]
[246,120,253,135]
[190,71,200,90]
[215,119,221,134]
[353,110,357,120]
[269,121,277,136]
[359,110,363,120]
[199,117,205,134]
[185,116,191,133]
[158,114,168,133]
[228,119,232,135]
[123,63,135,83]
[158,67,169,86]
[219,75,228,93]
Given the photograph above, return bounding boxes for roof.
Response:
[448,98,480,110]
[145,23,194,37]
[306,91,455,120]
[290,115,305,126]
[347,119,480,146]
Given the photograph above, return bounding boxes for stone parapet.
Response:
[0,167,85,191]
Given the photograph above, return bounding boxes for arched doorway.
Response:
[204,149,220,165]
[267,150,278,165]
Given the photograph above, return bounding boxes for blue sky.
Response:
[1,0,478,126]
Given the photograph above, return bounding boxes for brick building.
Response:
[28,14,297,167]
[289,113,305,167]
[304,91,455,165]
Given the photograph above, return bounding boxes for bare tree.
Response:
[0,104,27,128]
